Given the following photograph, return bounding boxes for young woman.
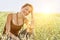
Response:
[3,3,34,40]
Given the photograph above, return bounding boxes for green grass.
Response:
[0,12,8,34]
[0,12,60,40]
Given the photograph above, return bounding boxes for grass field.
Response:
[0,12,60,40]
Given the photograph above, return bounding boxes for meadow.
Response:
[0,12,60,40]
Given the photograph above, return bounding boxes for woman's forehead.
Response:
[24,6,32,9]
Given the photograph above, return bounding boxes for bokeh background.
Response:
[0,12,60,40]
[0,0,60,40]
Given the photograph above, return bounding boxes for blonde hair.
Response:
[22,3,34,24]
[22,3,33,12]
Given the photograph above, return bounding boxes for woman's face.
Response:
[21,6,32,16]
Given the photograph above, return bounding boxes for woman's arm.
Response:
[5,13,12,35]
[24,17,34,34]
[5,13,20,40]
[25,12,34,34]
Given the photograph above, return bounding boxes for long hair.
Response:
[22,3,34,24]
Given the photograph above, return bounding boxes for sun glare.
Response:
[42,7,51,14]
[39,7,52,16]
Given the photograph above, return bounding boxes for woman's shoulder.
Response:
[7,12,14,18]
[8,12,17,16]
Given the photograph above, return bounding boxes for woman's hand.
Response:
[6,32,20,40]
[14,37,20,40]
[26,27,33,35]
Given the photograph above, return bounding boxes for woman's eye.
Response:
[25,8,28,11]
[25,8,31,13]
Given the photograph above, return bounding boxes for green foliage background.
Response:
[0,12,60,40]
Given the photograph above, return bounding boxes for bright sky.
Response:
[0,0,60,13]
